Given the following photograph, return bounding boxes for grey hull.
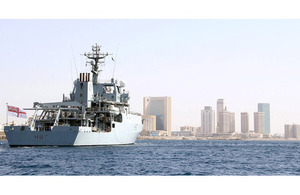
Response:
[4,123,142,146]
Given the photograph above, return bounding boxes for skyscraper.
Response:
[284,124,293,139]
[241,112,249,133]
[284,124,300,139]
[258,103,270,135]
[201,106,215,134]
[143,96,172,136]
[254,112,264,134]
[229,112,235,133]
[294,125,300,138]
[219,111,230,133]
[217,99,225,131]
[216,99,235,134]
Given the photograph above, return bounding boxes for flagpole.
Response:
[6,103,8,125]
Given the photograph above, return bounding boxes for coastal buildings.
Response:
[172,126,200,137]
[229,112,235,133]
[284,124,300,139]
[254,112,264,134]
[180,126,199,135]
[171,131,192,137]
[218,111,235,133]
[201,106,215,134]
[140,97,277,138]
[143,96,172,136]
[285,125,293,138]
[216,99,235,134]
[217,99,225,132]
[241,112,249,133]
[219,111,230,133]
[258,103,270,135]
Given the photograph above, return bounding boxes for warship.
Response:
[4,44,143,146]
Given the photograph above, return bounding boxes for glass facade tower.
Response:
[258,103,270,135]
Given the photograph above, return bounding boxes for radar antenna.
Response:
[83,43,111,84]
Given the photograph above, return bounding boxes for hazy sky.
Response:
[1,19,300,134]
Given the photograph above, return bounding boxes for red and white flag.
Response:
[7,105,27,118]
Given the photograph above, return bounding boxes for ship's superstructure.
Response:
[4,44,142,146]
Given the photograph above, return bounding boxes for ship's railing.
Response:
[35,126,52,131]
[24,107,79,111]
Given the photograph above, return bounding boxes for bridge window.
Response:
[103,86,114,94]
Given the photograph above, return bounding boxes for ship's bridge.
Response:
[69,76,130,108]
[67,44,130,108]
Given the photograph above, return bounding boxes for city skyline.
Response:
[2,20,300,135]
[201,99,270,135]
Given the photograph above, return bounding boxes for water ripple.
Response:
[1,140,300,175]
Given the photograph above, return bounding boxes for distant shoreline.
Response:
[1,131,298,142]
[137,136,300,141]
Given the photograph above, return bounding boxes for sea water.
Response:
[0,140,300,175]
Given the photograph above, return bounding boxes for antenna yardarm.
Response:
[83,43,112,83]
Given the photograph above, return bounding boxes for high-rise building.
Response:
[294,125,300,138]
[284,124,293,139]
[258,103,270,135]
[217,99,225,131]
[143,96,172,136]
[216,99,235,134]
[254,112,264,134]
[284,124,300,139]
[241,112,249,133]
[219,111,230,133]
[201,106,215,134]
[229,112,235,133]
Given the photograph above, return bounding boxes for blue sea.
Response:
[1,139,300,176]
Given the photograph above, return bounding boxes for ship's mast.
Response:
[84,44,110,84]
